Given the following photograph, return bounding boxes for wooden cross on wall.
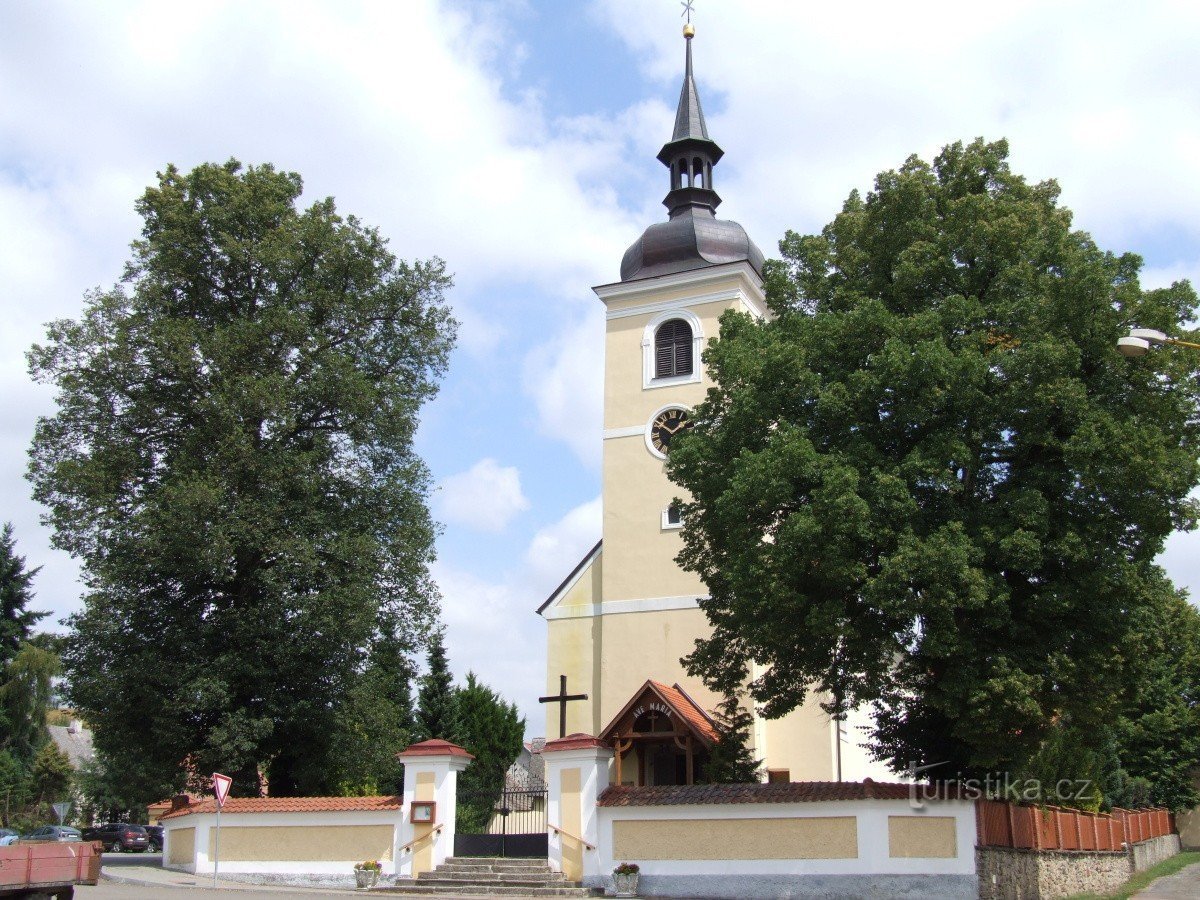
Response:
[539,674,588,739]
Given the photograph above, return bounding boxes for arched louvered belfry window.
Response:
[655,318,693,378]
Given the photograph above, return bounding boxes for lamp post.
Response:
[1117,328,1200,357]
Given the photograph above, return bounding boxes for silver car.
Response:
[22,825,82,842]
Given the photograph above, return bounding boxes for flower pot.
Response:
[354,868,379,889]
[614,871,639,897]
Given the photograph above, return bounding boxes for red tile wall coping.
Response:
[161,795,404,820]
[543,733,610,752]
[396,739,475,759]
[598,781,962,807]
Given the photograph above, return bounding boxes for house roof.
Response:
[600,679,718,746]
[598,780,928,807]
[161,795,404,820]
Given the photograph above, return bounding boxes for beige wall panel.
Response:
[613,817,858,860]
[545,615,601,736]
[887,816,958,858]
[764,694,836,781]
[597,607,719,728]
[413,771,436,874]
[560,768,583,881]
[205,825,393,862]
[168,826,195,865]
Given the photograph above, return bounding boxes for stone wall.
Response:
[977,846,1129,899]
[977,834,1182,899]
[1129,833,1181,872]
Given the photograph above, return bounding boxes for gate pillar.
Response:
[543,733,612,886]
[396,739,474,877]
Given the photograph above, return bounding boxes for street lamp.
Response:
[1117,328,1200,357]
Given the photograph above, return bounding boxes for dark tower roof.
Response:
[620,27,764,283]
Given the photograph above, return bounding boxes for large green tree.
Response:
[28,160,456,798]
[668,139,1200,780]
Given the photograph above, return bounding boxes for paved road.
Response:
[1136,861,1200,898]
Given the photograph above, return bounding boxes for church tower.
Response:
[540,25,852,786]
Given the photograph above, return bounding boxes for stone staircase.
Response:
[378,857,595,896]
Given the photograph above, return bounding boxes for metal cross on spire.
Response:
[680,0,695,25]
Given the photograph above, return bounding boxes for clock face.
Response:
[650,407,691,456]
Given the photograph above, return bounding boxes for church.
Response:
[538,24,893,789]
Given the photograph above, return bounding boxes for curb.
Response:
[100,868,363,893]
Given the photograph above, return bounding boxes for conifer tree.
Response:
[415,629,458,743]
[454,671,524,832]
[0,524,45,667]
[701,693,762,784]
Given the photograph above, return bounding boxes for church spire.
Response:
[617,18,763,283]
[656,23,724,217]
[671,26,709,142]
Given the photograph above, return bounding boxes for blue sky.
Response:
[1,0,1198,737]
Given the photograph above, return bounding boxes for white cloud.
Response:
[522,310,606,468]
[525,495,603,586]
[436,458,530,533]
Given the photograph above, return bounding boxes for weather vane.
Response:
[681,0,694,25]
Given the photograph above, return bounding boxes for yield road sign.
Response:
[212,772,233,807]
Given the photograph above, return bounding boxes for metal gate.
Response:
[453,785,549,858]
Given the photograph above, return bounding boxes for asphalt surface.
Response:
[1136,861,1200,898]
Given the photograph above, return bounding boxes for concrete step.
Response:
[421,872,569,884]
[442,857,555,868]
[379,884,591,897]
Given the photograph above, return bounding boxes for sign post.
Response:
[211,773,232,888]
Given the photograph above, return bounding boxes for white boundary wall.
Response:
[594,799,978,878]
[161,808,403,876]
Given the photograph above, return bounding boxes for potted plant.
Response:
[613,861,640,897]
[353,859,382,889]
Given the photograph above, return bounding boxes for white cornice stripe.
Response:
[542,594,704,620]
[605,289,741,321]
[602,425,645,440]
[593,260,762,302]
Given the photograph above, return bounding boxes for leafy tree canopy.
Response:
[668,139,1200,780]
[28,160,456,798]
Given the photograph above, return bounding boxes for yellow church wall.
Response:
[601,435,707,602]
[545,614,602,736]
[597,606,720,729]
[763,695,837,782]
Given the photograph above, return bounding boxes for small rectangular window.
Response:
[661,504,683,530]
[767,769,790,784]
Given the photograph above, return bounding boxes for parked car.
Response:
[80,822,149,853]
[22,825,82,842]
[0,827,18,846]
[144,825,164,853]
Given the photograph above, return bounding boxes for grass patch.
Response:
[1067,850,1200,899]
